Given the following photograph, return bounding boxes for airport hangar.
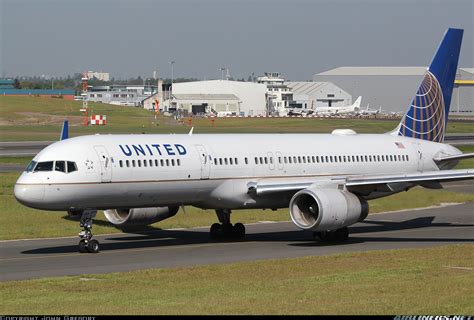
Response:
[313,67,474,114]
[156,79,351,116]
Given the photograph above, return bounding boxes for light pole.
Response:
[169,60,175,114]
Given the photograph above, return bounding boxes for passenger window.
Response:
[155,159,159,166]
[55,161,66,173]
[289,157,292,164]
[214,159,218,165]
[119,160,123,168]
[166,159,170,166]
[245,157,248,165]
[132,160,136,167]
[171,159,175,166]
[312,156,315,163]
[269,157,273,164]
[34,161,54,172]
[143,160,147,167]
[160,159,164,166]
[149,159,153,167]
[254,157,258,164]
[284,156,288,164]
[235,158,238,165]
[126,160,130,167]
[220,158,223,165]
[177,159,181,166]
[67,161,78,173]
[229,158,233,165]
[138,160,142,167]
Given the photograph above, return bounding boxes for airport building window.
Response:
[34,161,54,172]
[55,161,66,173]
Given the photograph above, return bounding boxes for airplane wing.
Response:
[247,169,474,196]
[433,153,474,163]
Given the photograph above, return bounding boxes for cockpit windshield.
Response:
[25,160,37,172]
[34,161,54,172]
[29,160,78,173]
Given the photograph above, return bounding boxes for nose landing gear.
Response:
[78,210,100,253]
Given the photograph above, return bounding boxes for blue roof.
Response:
[0,89,75,95]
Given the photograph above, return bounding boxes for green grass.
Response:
[456,145,474,169]
[1,96,473,141]
[1,171,473,240]
[1,244,472,314]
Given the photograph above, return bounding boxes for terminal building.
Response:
[313,67,474,114]
[87,84,158,106]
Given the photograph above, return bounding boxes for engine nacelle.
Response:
[289,187,368,231]
[104,206,179,227]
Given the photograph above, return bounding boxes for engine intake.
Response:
[289,187,368,231]
[104,206,179,228]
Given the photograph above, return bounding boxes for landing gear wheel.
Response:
[210,223,221,239]
[78,239,88,253]
[87,239,100,253]
[333,227,349,242]
[313,231,329,241]
[233,223,246,239]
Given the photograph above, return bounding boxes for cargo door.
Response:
[94,145,112,182]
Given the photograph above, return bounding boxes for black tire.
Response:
[334,227,349,242]
[78,239,88,253]
[233,223,246,239]
[221,224,234,238]
[87,239,100,253]
[210,223,221,239]
[313,231,329,241]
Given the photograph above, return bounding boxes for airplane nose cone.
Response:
[14,176,45,207]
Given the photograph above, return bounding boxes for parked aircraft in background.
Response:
[14,28,474,254]
[315,96,362,116]
[360,104,383,115]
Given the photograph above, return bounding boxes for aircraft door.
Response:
[94,145,112,182]
[411,143,424,172]
[195,144,210,179]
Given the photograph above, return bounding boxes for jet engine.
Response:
[104,206,179,228]
[289,187,368,231]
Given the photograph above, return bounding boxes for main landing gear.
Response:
[313,227,349,243]
[210,209,246,240]
[78,210,100,253]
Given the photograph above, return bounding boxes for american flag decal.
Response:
[395,142,405,149]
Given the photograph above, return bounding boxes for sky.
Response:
[1,0,473,80]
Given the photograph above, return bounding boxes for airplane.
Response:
[315,96,362,116]
[14,28,474,253]
[360,104,383,116]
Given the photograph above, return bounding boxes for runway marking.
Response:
[444,266,473,270]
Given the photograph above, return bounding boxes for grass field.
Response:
[1,96,473,141]
[1,244,472,314]
[1,170,473,240]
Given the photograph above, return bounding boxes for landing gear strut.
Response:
[210,209,246,240]
[313,227,349,243]
[78,210,100,253]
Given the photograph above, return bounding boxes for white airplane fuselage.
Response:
[14,133,459,211]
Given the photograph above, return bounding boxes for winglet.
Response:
[60,120,68,140]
